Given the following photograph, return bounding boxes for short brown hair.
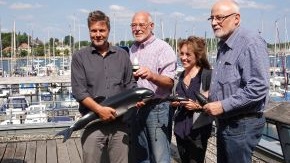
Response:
[87,10,110,30]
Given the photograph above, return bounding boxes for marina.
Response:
[0,73,287,162]
[0,0,289,162]
[0,101,288,163]
[0,54,288,162]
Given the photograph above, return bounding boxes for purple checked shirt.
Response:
[130,35,177,98]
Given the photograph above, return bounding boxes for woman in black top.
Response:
[172,36,213,163]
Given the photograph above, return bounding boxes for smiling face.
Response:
[89,21,109,48]
[210,0,240,40]
[179,44,197,71]
[131,12,154,43]
[178,36,210,70]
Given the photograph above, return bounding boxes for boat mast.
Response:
[0,18,3,76]
[283,16,289,94]
[160,19,164,40]
[44,37,46,66]
[10,21,16,76]
[73,13,76,53]
[113,12,116,46]
[69,25,72,62]
[78,24,80,50]
[26,30,30,76]
[48,31,50,64]
[53,37,55,66]
[174,19,177,55]
[273,20,278,92]
[62,38,64,71]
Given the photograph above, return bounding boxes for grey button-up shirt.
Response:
[71,44,136,114]
[209,27,270,118]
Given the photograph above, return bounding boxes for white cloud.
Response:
[188,0,215,9]
[187,0,274,10]
[0,27,9,32]
[10,2,43,10]
[108,5,133,20]
[170,12,185,18]
[109,5,126,12]
[67,15,77,22]
[151,11,164,17]
[236,0,274,10]
[148,0,214,9]
[184,16,198,22]
[283,8,290,13]
[147,0,185,4]
[0,0,6,5]
[148,0,273,10]
[78,9,90,14]
[17,14,34,21]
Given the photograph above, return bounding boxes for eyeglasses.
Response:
[130,22,151,29]
[208,13,237,23]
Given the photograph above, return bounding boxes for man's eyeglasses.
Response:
[130,23,151,29]
[208,13,237,23]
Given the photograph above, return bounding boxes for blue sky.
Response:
[0,0,290,44]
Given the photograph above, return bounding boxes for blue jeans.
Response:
[130,101,173,163]
[216,115,265,163]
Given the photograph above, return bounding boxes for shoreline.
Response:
[0,56,70,60]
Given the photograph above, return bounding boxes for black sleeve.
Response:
[201,69,212,91]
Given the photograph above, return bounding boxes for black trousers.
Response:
[175,124,212,163]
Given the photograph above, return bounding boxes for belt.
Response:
[219,112,263,122]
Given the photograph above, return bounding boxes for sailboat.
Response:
[269,18,290,101]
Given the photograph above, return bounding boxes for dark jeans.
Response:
[175,124,212,163]
[217,115,265,163]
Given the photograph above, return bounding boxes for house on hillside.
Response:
[18,43,31,53]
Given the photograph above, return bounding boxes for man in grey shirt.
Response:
[203,1,270,163]
[71,10,136,163]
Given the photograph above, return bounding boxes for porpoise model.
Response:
[56,87,154,142]
[194,91,209,106]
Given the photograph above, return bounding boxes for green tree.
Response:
[64,49,70,56]
[1,33,12,49]
[33,45,44,56]
[17,32,28,45]
[55,49,61,56]
[64,35,74,46]
[49,38,59,46]
[78,40,90,47]
[19,50,28,57]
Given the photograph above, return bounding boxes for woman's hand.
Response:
[180,99,202,111]
[170,101,180,107]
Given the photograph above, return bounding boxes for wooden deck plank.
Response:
[74,138,83,162]
[35,140,46,163]
[14,142,26,161]
[66,138,81,163]
[25,141,36,163]
[0,143,7,161]
[2,142,16,163]
[56,138,70,163]
[47,140,57,163]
